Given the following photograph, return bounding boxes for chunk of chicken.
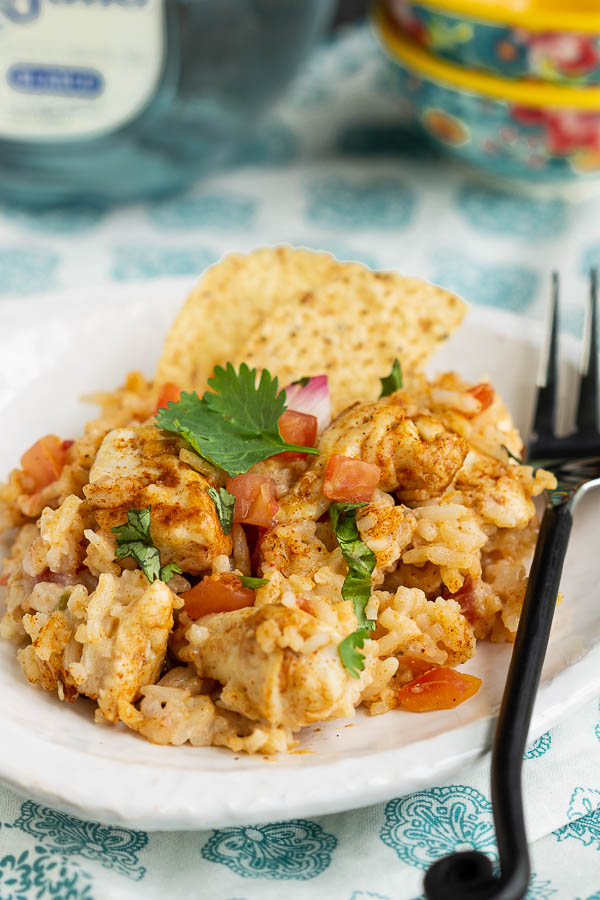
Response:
[450,451,541,530]
[84,424,231,573]
[375,586,476,667]
[277,397,468,523]
[0,371,156,529]
[18,608,75,697]
[18,570,182,721]
[258,519,334,579]
[22,495,93,578]
[356,490,417,585]
[181,604,373,731]
[119,665,294,754]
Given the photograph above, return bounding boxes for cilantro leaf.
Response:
[117,541,162,582]
[112,505,152,544]
[208,487,235,535]
[155,364,319,477]
[159,562,183,582]
[205,363,287,434]
[501,444,523,465]
[329,501,367,537]
[379,359,403,398]
[339,627,370,678]
[240,576,269,589]
[329,502,376,631]
[112,506,180,584]
[56,590,70,612]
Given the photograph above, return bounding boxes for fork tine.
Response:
[575,269,599,435]
[531,272,560,445]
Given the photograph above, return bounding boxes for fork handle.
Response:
[423,502,573,900]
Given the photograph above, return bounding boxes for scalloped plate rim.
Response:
[0,276,597,831]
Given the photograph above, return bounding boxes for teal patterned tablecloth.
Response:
[0,23,600,900]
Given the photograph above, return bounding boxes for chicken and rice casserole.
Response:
[0,249,556,754]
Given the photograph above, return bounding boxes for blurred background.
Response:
[0,0,599,338]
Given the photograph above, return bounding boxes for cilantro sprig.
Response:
[112,506,182,584]
[501,444,523,465]
[329,502,377,678]
[240,576,268,589]
[56,590,70,612]
[155,363,319,477]
[338,628,370,679]
[329,502,377,631]
[379,358,403,398]
[207,487,235,535]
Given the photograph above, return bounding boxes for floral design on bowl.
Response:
[386,0,600,84]
[511,105,600,163]
[422,107,469,144]
[379,52,600,182]
[201,820,337,880]
[380,785,496,870]
[521,30,600,84]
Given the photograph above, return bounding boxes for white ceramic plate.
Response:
[0,279,598,831]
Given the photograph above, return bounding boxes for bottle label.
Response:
[0,0,165,140]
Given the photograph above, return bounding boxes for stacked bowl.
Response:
[372,0,600,181]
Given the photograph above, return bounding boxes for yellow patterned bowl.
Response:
[384,0,600,84]
[374,1,600,181]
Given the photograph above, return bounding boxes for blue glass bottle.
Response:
[0,0,334,206]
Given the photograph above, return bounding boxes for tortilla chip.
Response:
[234,269,466,415]
[156,246,366,390]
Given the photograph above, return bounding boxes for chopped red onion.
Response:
[283,375,331,431]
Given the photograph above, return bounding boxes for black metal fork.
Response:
[424,271,600,900]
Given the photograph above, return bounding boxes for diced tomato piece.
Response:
[400,657,439,680]
[467,383,494,414]
[181,574,255,619]
[296,597,315,615]
[323,454,381,503]
[20,435,65,491]
[226,473,278,528]
[277,409,318,460]
[153,382,182,415]
[445,576,479,625]
[398,666,482,713]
